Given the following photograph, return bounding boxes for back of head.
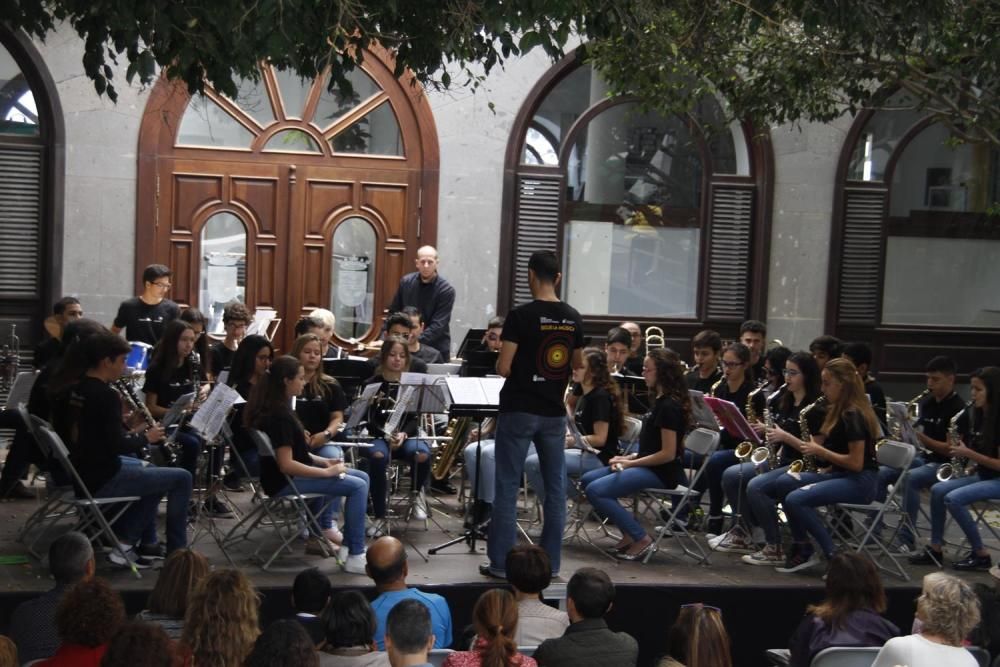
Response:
[567,568,615,619]
[0,636,16,667]
[292,567,331,615]
[809,552,885,628]
[48,320,116,394]
[148,549,210,618]
[841,341,872,369]
[56,578,125,647]
[323,590,377,650]
[101,622,175,667]
[667,604,731,667]
[528,250,559,283]
[183,569,260,667]
[809,335,842,357]
[473,589,518,667]
[244,620,318,667]
[919,572,981,646]
[386,599,431,655]
[366,536,407,586]
[506,544,552,595]
[48,530,93,585]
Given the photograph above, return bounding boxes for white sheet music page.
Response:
[189,383,241,440]
[481,377,505,406]
[384,385,417,435]
[346,382,383,430]
[445,377,488,406]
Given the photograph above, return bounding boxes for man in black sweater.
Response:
[387,246,455,361]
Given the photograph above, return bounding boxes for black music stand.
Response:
[456,328,488,359]
[614,374,649,414]
[462,350,498,378]
[324,359,373,399]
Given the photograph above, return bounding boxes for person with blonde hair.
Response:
[0,636,17,667]
[660,603,732,667]
[181,569,260,667]
[872,572,980,667]
[442,590,536,667]
[136,549,210,640]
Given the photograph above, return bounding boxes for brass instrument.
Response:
[735,383,766,460]
[709,376,724,397]
[751,384,786,469]
[432,416,473,481]
[0,324,20,391]
[907,388,931,422]
[937,401,975,482]
[644,326,665,353]
[788,396,827,475]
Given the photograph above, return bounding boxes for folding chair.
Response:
[967,646,989,667]
[29,416,143,578]
[833,440,917,580]
[808,647,880,667]
[643,427,720,564]
[222,429,335,569]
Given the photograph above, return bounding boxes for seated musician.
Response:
[111,263,179,346]
[765,358,881,574]
[402,306,444,365]
[684,330,722,393]
[809,335,842,370]
[483,316,504,352]
[619,321,645,376]
[361,337,433,529]
[51,330,191,568]
[581,348,690,560]
[379,313,429,373]
[34,296,83,370]
[244,355,369,571]
[874,356,965,552]
[309,308,350,360]
[525,347,624,510]
[842,342,887,428]
[210,301,251,375]
[222,334,273,490]
[180,308,212,380]
[911,366,1000,571]
[740,320,768,382]
[143,320,231,518]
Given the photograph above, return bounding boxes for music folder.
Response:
[703,396,761,445]
[688,390,720,431]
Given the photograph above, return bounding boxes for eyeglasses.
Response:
[681,603,721,613]
[782,368,801,377]
[152,281,171,289]
[722,360,744,368]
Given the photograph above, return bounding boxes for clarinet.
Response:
[112,379,175,465]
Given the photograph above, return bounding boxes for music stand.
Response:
[614,373,649,414]
[462,350,498,378]
[324,359,373,399]
[456,328,488,359]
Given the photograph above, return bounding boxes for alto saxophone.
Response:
[736,383,767,460]
[937,401,974,482]
[751,384,787,470]
[787,396,827,475]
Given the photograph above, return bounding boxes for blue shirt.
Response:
[371,588,453,650]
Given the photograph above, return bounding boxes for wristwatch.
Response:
[323,429,332,440]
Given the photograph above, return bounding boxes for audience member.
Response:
[39,578,125,667]
[100,622,175,667]
[9,531,94,664]
[136,548,210,640]
[442,589,536,667]
[970,564,1000,656]
[872,572,980,667]
[384,600,435,667]
[245,620,319,667]
[0,636,16,667]
[319,590,390,667]
[505,545,569,646]
[293,567,333,646]
[660,603,731,667]
[534,568,637,667]
[787,552,899,667]
[181,569,260,667]
[367,537,453,650]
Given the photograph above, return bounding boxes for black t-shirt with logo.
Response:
[823,409,877,472]
[916,391,967,463]
[143,360,195,409]
[575,386,619,465]
[295,379,348,436]
[113,297,180,346]
[638,394,687,488]
[258,409,314,497]
[499,300,584,417]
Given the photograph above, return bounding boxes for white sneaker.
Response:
[343,552,367,575]
[413,491,427,521]
[107,546,153,570]
[526,524,543,539]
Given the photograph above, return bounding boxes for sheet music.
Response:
[565,406,600,454]
[400,373,451,413]
[688,390,720,431]
[704,397,761,444]
[384,385,417,435]
[162,393,196,428]
[887,401,920,446]
[482,377,504,406]
[189,383,241,440]
[216,370,229,386]
[5,371,36,409]
[346,382,383,431]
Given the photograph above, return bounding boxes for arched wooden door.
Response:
[136,50,439,350]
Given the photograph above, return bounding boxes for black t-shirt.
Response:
[227,380,255,453]
[113,297,180,346]
[685,367,722,394]
[258,409,314,497]
[363,376,418,437]
[211,342,236,374]
[33,337,60,370]
[864,378,888,429]
[712,376,754,450]
[498,300,584,417]
[638,395,687,487]
[916,391,967,463]
[770,393,823,463]
[576,387,618,465]
[412,345,443,365]
[623,355,644,377]
[143,361,195,409]
[822,409,877,472]
[295,379,348,436]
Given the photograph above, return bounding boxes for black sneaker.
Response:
[952,551,992,572]
[203,497,235,518]
[223,476,246,493]
[430,478,457,495]
[705,515,724,537]
[136,543,167,560]
[909,546,944,566]
[775,546,820,574]
[478,562,504,579]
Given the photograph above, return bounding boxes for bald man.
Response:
[366,537,453,650]
[387,246,455,361]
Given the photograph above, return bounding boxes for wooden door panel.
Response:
[169,240,195,306]
[301,243,327,310]
[231,176,280,236]
[256,243,280,310]
[172,175,223,234]
[361,183,408,240]
[303,180,353,236]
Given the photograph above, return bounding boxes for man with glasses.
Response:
[111,264,180,346]
[619,321,644,375]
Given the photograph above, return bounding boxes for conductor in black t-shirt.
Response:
[482,251,584,579]
[112,264,180,346]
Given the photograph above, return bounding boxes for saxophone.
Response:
[936,401,974,482]
[788,396,826,474]
[752,384,786,470]
[736,383,767,460]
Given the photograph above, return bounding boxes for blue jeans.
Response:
[525,448,601,503]
[876,457,940,546]
[745,465,800,545]
[277,469,369,555]
[693,449,740,517]
[97,457,192,552]
[463,440,495,502]
[783,470,877,557]
[487,412,566,576]
[721,462,761,528]
[582,466,671,542]
[361,438,431,518]
[929,474,1000,552]
[313,444,345,515]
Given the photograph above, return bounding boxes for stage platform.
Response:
[0,483,994,666]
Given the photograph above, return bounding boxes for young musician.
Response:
[581,348,690,560]
[179,308,211,379]
[375,313,429,374]
[34,296,83,370]
[619,321,645,376]
[361,337,433,526]
[740,320,768,382]
[739,352,822,564]
[772,358,881,573]
[210,301,251,374]
[525,347,623,504]
[244,355,369,572]
[292,334,349,458]
[483,316,504,353]
[809,335,842,370]
[684,329,722,393]
[51,331,191,568]
[402,306,444,365]
[222,335,273,490]
[309,308,350,359]
[842,342,887,428]
[111,264,180,346]
[696,342,756,536]
[911,366,1000,571]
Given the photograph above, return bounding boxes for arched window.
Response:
[0,28,63,360]
[829,90,1000,380]
[137,52,438,348]
[499,50,772,345]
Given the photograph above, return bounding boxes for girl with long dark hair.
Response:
[222,335,273,489]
